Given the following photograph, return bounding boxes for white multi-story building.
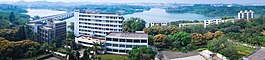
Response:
[238,10,254,20]
[204,19,235,28]
[178,22,203,27]
[74,11,124,38]
[105,32,148,55]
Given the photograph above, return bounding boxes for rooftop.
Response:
[77,10,119,15]
[244,47,265,60]
[161,51,201,59]
[76,36,105,43]
[106,32,148,38]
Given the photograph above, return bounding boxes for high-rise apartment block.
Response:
[74,11,124,38]
[238,10,254,20]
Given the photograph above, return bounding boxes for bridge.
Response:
[29,12,74,23]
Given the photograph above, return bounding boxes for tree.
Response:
[129,46,157,60]
[191,33,206,45]
[154,34,166,47]
[8,12,16,23]
[0,18,10,28]
[68,22,75,31]
[123,17,146,32]
[218,47,241,60]
[171,32,191,47]
[204,32,215,41]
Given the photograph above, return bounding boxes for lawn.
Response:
[234,44,256,57]
[97,54,128,60]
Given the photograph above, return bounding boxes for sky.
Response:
[0,0,265,4]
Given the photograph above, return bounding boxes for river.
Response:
[25,8,220,23]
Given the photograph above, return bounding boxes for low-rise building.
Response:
[149,22,169,27]
[105,32,148,55]
[178,22,203,27]
[203,19,235,28]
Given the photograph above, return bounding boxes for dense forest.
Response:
[166,4,265,17]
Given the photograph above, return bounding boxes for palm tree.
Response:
[92,42,99,59]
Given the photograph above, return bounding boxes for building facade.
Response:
[27,19,67,43]
[74,11,124,38]
[238,10,254,20]
[178,22,203,27]
[105,32,148,54]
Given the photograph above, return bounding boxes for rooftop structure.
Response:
[105,32,148,55]
[75,36,105,47]
[238,10,254,20]
[74,11,124,38]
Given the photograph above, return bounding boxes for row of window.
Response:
[79,22,122,27]
[79,33,105,37]
[79,18,123,23]
[79,29,108,34]
[106,38,147,43]
[79,15,123,19]
[79,26,122,31]
[106,48,129,53]
[106,43,147,48]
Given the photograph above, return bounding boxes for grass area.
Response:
[57,48,67,54]
[234,44,256,57]
[15,53,50,60]
[97,54,128,60]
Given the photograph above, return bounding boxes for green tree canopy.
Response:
[124,17,146,32]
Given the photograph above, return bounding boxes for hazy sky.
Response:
[1,0,265,4]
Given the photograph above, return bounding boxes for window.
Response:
[106,38,112,41]
[120,50,125,53]
[120,44,125,48]
[113,44,118,47]
[107,43,112,46]
[120,39,125,42]
[126,45,132,48]
[113,38,118,42]
[134,40,140,43]
[106,48,112,51]
[113,49,118,52]
[141,40,147,43]
[127,39,132,43]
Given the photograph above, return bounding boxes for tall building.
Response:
[105,32,148,54]
[74,11,124,38]
[27,19,67,43]
[238,10,254,20]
